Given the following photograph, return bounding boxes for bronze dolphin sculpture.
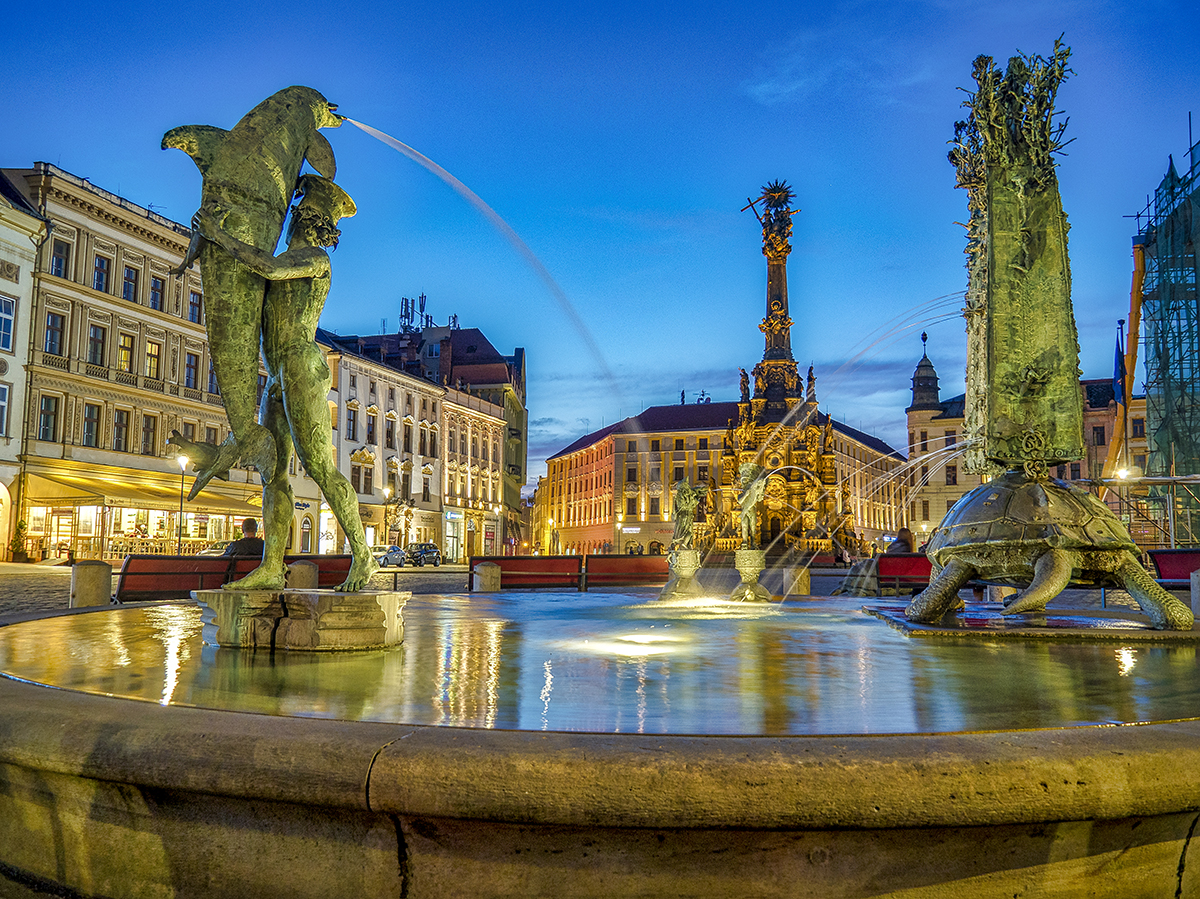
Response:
[163,86,342,493]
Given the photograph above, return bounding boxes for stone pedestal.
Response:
[70,560,112,607]
[195,588,407,650]
[731,549,772,602]
[473,561,501,592]
[659,549,704,599]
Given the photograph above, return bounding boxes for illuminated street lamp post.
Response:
[177,455,189,555]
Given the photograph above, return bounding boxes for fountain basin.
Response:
[2,596,1200,897]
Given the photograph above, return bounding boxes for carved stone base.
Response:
[195,588,408,650]
[659,549,705,599]
[731,549,772,602]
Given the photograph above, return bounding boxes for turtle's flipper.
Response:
[1004,548,1074,615]
[906,558,975,623]
[1118,552,1194,631]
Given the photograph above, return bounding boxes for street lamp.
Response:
[176,454,188,555]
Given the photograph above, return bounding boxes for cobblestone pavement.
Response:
[0,561,470,618]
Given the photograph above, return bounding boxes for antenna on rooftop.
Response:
[380,317,387,334]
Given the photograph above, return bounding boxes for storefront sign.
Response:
[445,510,463,520]
[294,501,311,510]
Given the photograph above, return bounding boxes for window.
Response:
[346,408,357,441]
[82,403,101,447]
[188,291,203,323]
[650,439,661,452]
[385,419,395,449]
[44,312,64,355]
[208,362,220,395]
[627,440,637,453]
[698,438,708,450]
[0,296,13,351]
[459,433,467,454]
[430,431,438,457]
[87,325,106,365]
[673,466,685,481]
[1056,464,1066,479]
[1070,462,1081,479]
[921,500,930,521]
[430,401,437,417]
[945,465,957,486]
[185,353,199,389]
[626,497,637,516]
[422,477,431,503]
[419,428,427,456]
[366,415,376,444]
[50,240,70,278]
[144,341,161,379]
[363,467,374,494]
[182,422,195,441]
[141,414,157,454]
[388,387,395,404]
[1135,453,1147,470]
[92,255,110,293]
[118,333,135,372]
[351,465,362,492]
[649,497,660,516]
[369,380,376,395]
[122,266,138,302]
[1093,426,1106,446]
[205,426,218,444]
[1132,418,1145,438]
[38,395,58,441]
[350,374,357,389]
[113,409,129,451]
[403,424,412,452]
[401,472,411,499]
[627,467,637,482]
[698,465,708,482]
[149,277,164,311]
[919,430,928,452]
[674,439,684,450]
[944,431,956,448]
[257,374,267,403]
[650,467,660,482]
[920,464,928,483]
[471,436,478,458]
[947,499,956,513]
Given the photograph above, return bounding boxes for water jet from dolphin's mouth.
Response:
[343,117,618,391]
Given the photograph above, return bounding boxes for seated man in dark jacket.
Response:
[223,518,265,558]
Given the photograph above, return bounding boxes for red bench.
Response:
[113,554,356,602]
[467,555,583,590]
[583,554,670,589]
[875,553,933,595]
[1148,548,1200,591]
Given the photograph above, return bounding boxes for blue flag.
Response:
[1114,329,1127,407]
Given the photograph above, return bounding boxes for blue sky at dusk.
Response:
[5,1,1199,487]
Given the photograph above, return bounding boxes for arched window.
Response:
[301,516,313,553]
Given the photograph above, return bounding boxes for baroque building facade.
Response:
[906,344,1152,546]
[0,162,524,562]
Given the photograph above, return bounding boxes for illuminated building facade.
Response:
[0,163,303,560]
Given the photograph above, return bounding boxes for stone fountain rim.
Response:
[4,629,1200,832]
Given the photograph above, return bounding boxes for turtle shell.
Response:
[925,470,1135,576]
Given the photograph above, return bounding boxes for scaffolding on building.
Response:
[1134,134,1200,544]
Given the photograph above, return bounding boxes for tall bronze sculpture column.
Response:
[906,42,1193,630]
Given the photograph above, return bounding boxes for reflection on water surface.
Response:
[2,593,1198,736]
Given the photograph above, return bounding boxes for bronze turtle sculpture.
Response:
[905,469,1194,630]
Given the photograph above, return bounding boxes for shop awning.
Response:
[25,472,262,516]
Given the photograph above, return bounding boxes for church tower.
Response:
[907,332,942,412]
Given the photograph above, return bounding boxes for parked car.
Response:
[372,544,407,567]
[197,540,232,556]
[406,542,442,567]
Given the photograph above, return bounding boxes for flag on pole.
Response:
[1113,325,1127,407]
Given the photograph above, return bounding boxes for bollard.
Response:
[785,567,811,598]
[70,560,113,607]
[472,561,501,592]
[287,560,320,589]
